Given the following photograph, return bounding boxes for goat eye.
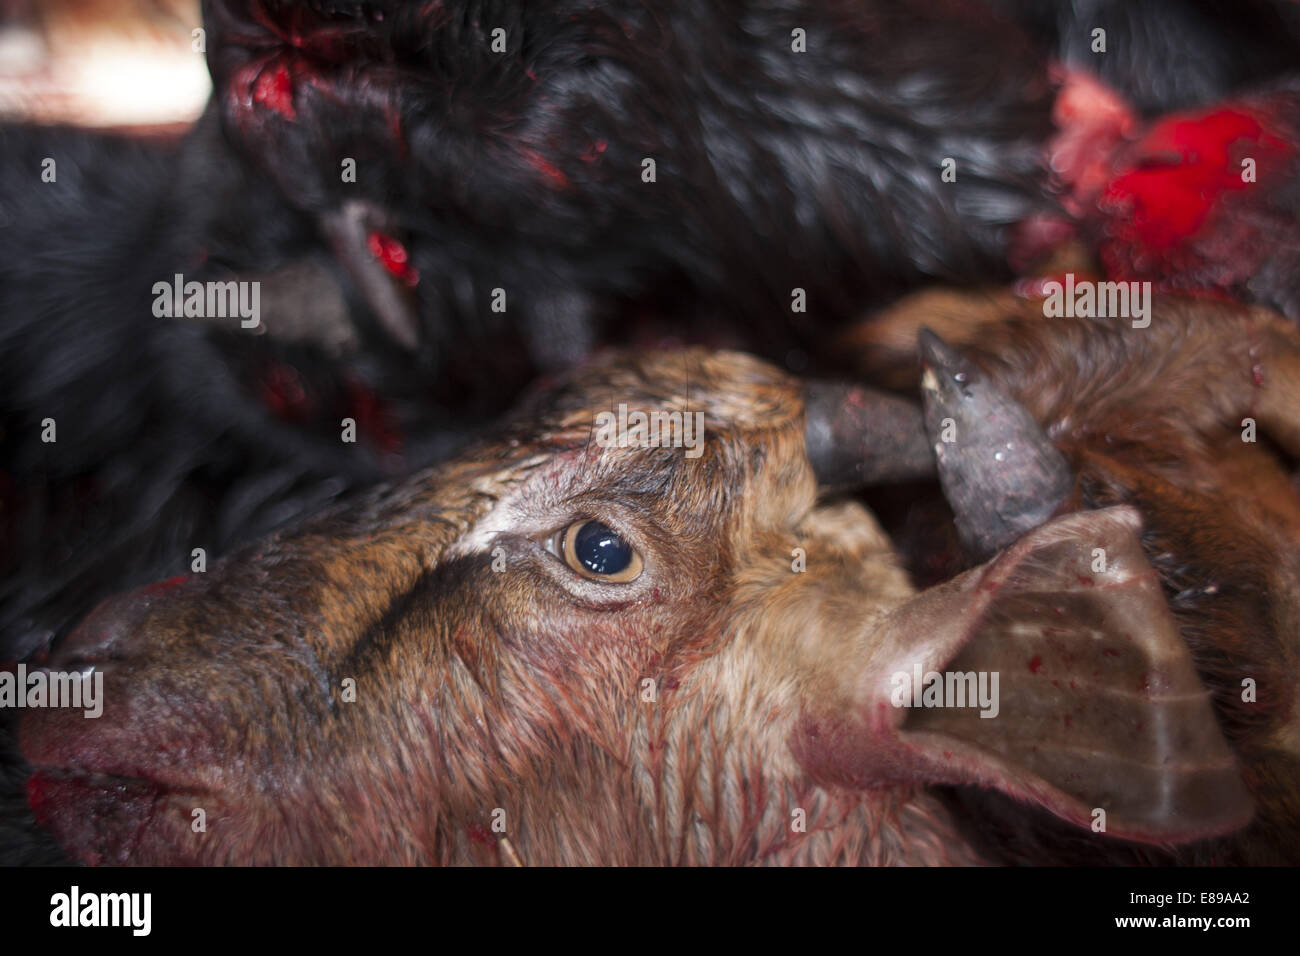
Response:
[560,520,644,583]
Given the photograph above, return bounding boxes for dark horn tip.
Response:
[917,327,974,381]
[916,333,1074,561]
[917,327,944,364]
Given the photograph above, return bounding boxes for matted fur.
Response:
[19,349,981,865]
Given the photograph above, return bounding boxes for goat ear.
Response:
[802,506,1253,845]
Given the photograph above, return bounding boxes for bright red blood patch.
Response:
[366,231,419,287]
[253,63,297,120]
[1101,109,1288,251]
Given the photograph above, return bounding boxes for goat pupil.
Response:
[574,521,632,575]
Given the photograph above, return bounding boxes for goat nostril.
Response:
[51,590,156,667]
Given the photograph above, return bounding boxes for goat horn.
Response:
[918,327,1073,561]
[803,381,936,489]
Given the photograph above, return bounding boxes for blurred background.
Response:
[0,0,207,130]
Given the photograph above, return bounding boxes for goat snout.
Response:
[51,576,195,667]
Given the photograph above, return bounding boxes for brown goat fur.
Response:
[21,300,1300,865]
[22,350,987,865]
[851,291,1300,863]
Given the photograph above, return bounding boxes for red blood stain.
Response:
[144,575,187,595]
[366,232,419,287]
[1102,648,1121,657]
[1063,715,1072,729]
[1028,655,1043,674]
[580,140,608,164]
[253,63,297,119]
[521,148,571,189]
[1075,575,1095,587]
[1100,109,1288,253]
[466,822,496,846]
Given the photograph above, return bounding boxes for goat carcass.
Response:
[21,295,1300,863]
